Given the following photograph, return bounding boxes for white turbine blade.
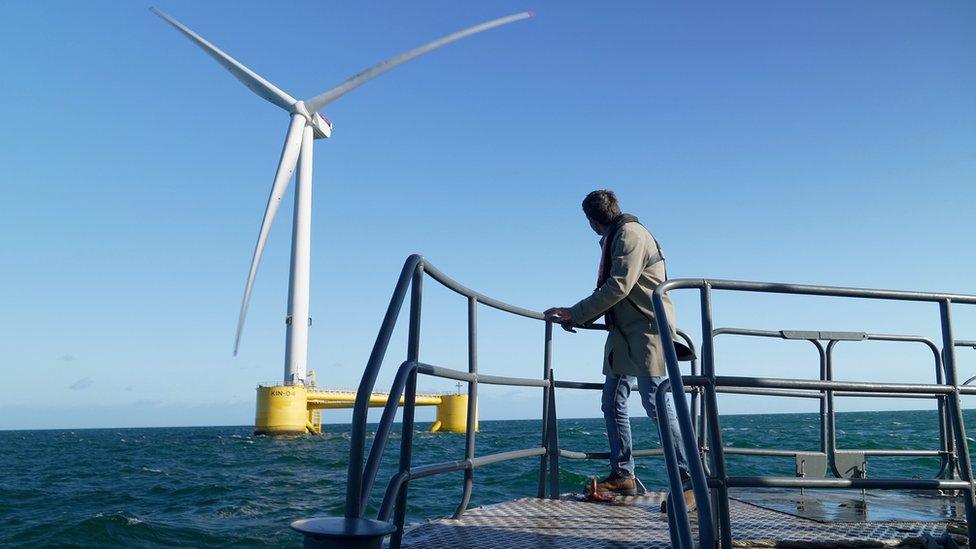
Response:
[304,11,534,113]
[150,7,297,111]
[234,115,307,355]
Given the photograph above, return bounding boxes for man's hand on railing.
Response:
[544,307,578,333]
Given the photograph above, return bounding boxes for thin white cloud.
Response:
[69,377,93,390]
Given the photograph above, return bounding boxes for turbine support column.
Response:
[284,123,314,385]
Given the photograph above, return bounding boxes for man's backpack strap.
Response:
[646,232,666,279]
[624,228,666,322]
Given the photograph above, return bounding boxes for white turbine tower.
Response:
[151,8,533,386]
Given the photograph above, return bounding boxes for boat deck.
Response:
[401,489,966,547]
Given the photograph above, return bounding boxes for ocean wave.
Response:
[2,414,973,547]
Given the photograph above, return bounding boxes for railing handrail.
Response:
[422,260,611,334]
[660,277,976,304]
[421,261,544,321]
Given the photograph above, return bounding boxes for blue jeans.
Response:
[602,374,690,479]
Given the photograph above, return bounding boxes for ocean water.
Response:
[1,409,970,547]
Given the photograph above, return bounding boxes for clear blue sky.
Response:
[1,1,974,429]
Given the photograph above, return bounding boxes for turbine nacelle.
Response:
[311,113,332,140]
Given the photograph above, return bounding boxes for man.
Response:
[545,189,694,512]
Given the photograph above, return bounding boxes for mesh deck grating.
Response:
[400,492,961,547]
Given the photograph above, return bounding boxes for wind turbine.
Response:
[151,8,533,386]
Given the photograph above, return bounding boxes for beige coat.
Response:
[569,222,677,378]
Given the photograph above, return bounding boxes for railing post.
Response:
[938,347,959,480]
[813,340,827,456]
[360,361,417,517]
[678,332,703,454]
[938,299,976,547]
[538,321,552,498]
[825,341,840,478]
[700,284,732,548]
[928,344,953,480]
[544,321,560,499]
[390,264,424,548]
[694,347,710,476]
[453,297,478,518]
[406,264,423,362]
[656,379,695,549]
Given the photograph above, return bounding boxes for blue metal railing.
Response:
[293,257,976,548]
[651,278,976,548]
[339,255,574,548]
[320,254,703,547]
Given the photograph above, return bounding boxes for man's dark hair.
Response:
[582,190,621,226]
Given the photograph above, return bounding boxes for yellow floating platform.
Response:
[254,385,475,435]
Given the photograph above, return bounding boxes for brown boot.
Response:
[587,472,637,496]
[660,482,697,514]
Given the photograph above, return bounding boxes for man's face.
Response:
[587,216,605,236]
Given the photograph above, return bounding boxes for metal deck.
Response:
[401,491,966,548]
